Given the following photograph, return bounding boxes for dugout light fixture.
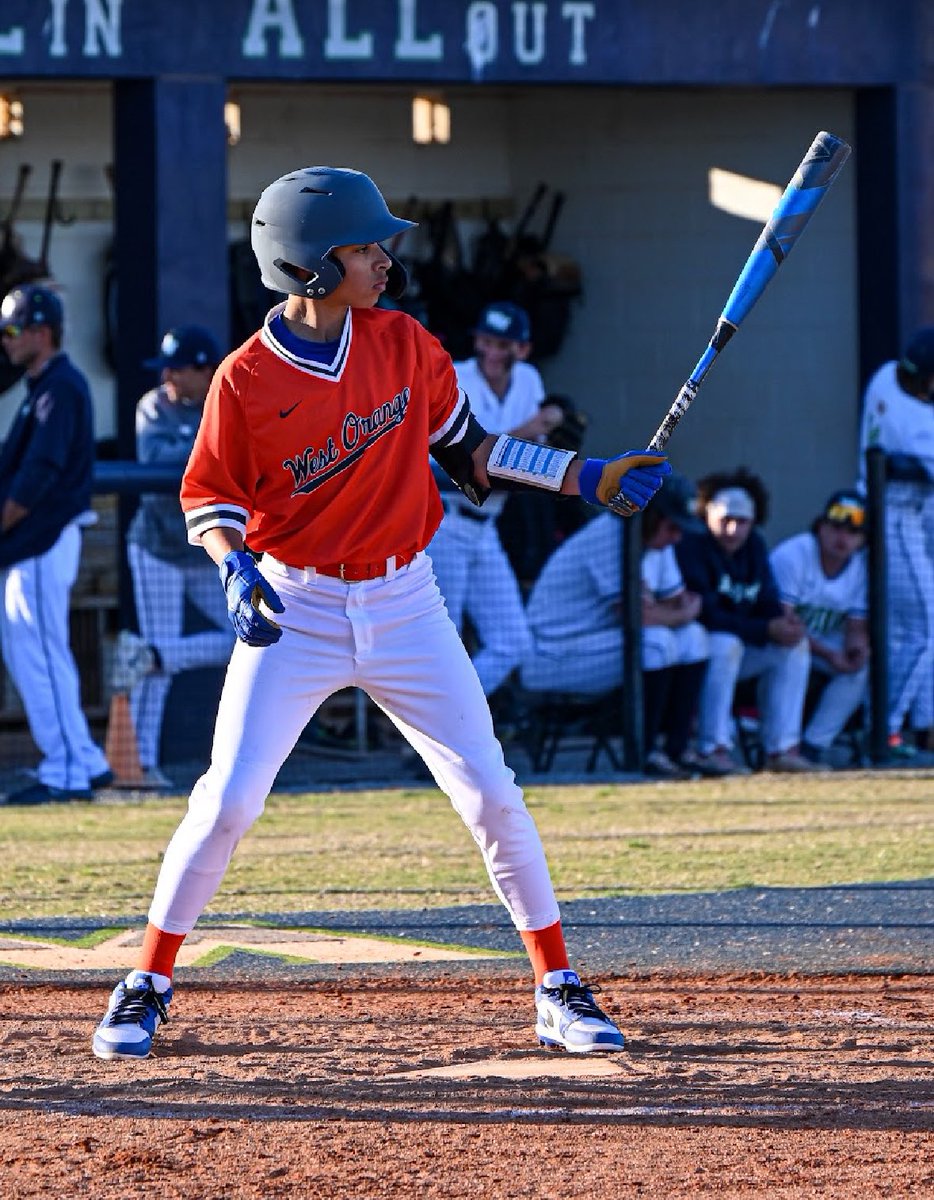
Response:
[0,95,24,140]
[708,167,781,223]
[224,98,241,147]
[412,94,450,145]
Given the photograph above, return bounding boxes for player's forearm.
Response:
[643,604,686,628]
[201,525,245,566]
[471,435,583,496]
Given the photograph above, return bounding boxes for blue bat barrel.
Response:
[721,131,851,328]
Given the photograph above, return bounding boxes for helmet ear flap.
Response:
[275,255,345,298]
[385,250,408,300]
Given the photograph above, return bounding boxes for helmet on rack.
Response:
[250,167,415,300]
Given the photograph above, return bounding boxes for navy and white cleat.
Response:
[92,971,172,1060]
[534,969,625,1053]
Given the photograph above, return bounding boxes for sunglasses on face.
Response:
[825,501,865,528]
[0,323,24,339]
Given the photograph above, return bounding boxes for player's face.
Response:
[645,516,682,550]
[708,512,753,554]
[817,520,864,561]
[474,333,528,374]
[162,364,213,405]
[0,323,44,368]
[329,243,392,307]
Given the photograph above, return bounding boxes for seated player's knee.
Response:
[778,638,811,670]
[708,631,744,670]
[642,626,677,671]
[676,621,709,664]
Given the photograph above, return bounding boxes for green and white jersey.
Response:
[769,531,866,648]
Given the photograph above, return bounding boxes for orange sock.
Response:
[137,923,187,981]
[520,920,570,985]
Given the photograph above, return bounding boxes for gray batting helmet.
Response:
[251,167,415,300]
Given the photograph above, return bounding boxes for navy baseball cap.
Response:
[901,326,934,378]
[653,472,705,532]
[0,284,64,336]
[474,301,531,343]
[144,325,221,371]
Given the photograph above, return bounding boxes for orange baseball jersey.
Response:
[182,306,469,565]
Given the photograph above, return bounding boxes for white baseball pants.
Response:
[804,656,869,749]
[521,622,708,694]
[697,632,810,755]
[149,553,560,936]
[427,507,532,697]
[0,522,110,789]
[127,543,234,768]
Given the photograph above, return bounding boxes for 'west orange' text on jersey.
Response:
[182,305,467,565]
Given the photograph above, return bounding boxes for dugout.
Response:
[0,1,926,764]
[0,2,925,538]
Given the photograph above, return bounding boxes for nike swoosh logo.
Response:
[279,401,301,419]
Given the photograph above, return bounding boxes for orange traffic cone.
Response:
[104,692,148,787]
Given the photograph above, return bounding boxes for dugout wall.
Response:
[0,82,857,540]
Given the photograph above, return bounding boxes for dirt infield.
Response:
[1,972,931,1198]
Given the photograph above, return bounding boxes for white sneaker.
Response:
[534,969,625,1053]
[92,970,172,1060]
[111,631,156,693]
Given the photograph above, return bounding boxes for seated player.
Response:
[675,467,814,774]
[521,473,715,777]
[770,490,869,766]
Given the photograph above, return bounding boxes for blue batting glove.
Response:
[219,550,285,647]
[579,451,671,516]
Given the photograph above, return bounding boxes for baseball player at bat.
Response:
[93,167,670,1061]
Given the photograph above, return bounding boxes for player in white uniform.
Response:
[770,491,869,764]
[858,326,934,754]
[522,475,712,776]
[428,302,563,697]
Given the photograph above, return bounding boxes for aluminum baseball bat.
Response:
[648,130,851,452]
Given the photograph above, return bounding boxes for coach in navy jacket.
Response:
[0,350,94,569]
[0,284,111,803]
[674,467,813,774]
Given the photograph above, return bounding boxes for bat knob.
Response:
[609,492,640,517]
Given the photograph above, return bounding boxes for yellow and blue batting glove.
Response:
[579,451,671,516]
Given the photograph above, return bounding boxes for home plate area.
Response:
[0,921,499,973]
[0,972,931,1197]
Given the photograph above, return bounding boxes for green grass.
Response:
[0,771,931,921]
